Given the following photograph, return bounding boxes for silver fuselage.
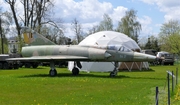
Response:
[22,45,156,62]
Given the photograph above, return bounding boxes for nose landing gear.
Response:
[110,62,119,77]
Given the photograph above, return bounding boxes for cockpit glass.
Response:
[107,45,132,52]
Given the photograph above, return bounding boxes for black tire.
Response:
[72,67,79,75]
[32,63,38,68]
[13,64,19,69]
[49,69,57,77]
[25,63,31,68]
[19,63,24,68]
[170,62,174,65]
[3,63,9,69]
[0,63,3,69]
[110,72,115,77]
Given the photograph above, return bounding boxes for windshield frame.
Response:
[107,45,133,52]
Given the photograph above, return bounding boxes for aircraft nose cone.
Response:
[133,52,156,62]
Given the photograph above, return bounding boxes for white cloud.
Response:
[138,16,153,37]
[137,15,155,44]
[156,0,180,8]
[54,0,127,22]
[140,0,180,22]
[111,6,128,25]
[53,0,128,36]
[164,10,180,22]
[54,0,113,22]
[155,23,161,26]
[138,16,152,25]
[64,22,100,38]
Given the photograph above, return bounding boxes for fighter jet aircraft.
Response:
[7,27,156,77]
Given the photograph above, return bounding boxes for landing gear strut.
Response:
[110,62,119,77]
[49,61,57,77]
[72,61,81,75]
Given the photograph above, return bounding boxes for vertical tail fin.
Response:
[21,27,56,46]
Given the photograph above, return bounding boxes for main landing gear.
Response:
[48,61,82,77]
[72,61,81,75]
[72,67,79,75]
[49,61,57,77]
[48,61,118,77]
[110,62,119,77]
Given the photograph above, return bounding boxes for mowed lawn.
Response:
[0,65,180,105]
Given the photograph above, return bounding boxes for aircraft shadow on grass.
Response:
[119,68,155,72]
[18,69,164,80]
[20,73,129,79]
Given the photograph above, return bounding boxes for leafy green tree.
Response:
[158,20,180,54]
[40,25,65,44]
[98,13,113,31]
[144,38,151,49]
[88,25,99,34]
[159,20,180,37]
[0,40,8,54]
[87,13,113,35]
[161,33,180,55]
[0,10,12,54]
[116,9,141,43]
[144,36,160,51]
[5,0,21,47]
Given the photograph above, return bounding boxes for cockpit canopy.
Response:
[107,45,132,52]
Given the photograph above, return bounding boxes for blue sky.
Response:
[1,0,180,42]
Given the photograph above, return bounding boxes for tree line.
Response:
[1,0,180,55]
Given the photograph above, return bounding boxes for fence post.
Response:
[155,86,158,105]
[167,72,170,105]
[176,68,178,85]
[172,71,174,93]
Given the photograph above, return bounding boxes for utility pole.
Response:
[0,16,4,54]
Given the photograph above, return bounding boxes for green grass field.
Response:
[0,65,180,105]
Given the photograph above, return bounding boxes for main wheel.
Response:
[72,67,79,75]
[0,63,3,69]
[19,62,24,68]
[170,62,174,65]
[49,69,57,77]
[13,64,19,69]
[25,63,31,68]
[32,63,38,68]
[3,63,9,69]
